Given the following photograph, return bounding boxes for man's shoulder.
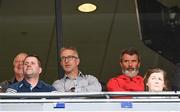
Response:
[134,75,144,80]
[107,74,123,82]
[0,80,10,92]
[109,74,136,84]
[115,74,144,81]
[79,72,98,79]
[83,74,97,78]
[111,74,126,79]
[52,78,65,84]
[0,80,9,86]
[0,79,13,87]
[111,74,143,79]
[38,80,56,91]
[8,81,22,88]
[39,80,54,87]
[6,81,23,92]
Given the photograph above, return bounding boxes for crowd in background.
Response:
[0,47,175,93]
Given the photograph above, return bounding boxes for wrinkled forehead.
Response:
[60,49,78,57]
[15,54,27,60]
[121,54,139,60]
[13,53,28,64]
[149,72,164,79]
[24,57,38,63]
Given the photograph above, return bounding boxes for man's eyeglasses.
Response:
[60,56,78,61]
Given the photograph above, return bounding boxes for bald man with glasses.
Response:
[52,47,102,92]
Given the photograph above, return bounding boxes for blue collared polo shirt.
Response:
[7,79,56,92]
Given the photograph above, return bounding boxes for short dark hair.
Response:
[24,54,42,67]
[120,48,141,62]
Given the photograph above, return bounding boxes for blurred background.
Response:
[0,0,179,86]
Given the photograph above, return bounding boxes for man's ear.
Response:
[39,67,42,74]
[60,61,63,67]
[138,62,141,68]
[120,61,122,67]
[76,58,80,65]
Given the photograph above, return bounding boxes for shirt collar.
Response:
[64,71,84,80]
[22,79,43,89]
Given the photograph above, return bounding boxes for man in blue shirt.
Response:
[7,55,56,92]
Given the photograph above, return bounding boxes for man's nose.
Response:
[19,62,24,66]
[64,58,69,62]
[128,62,133,67]
[17,61,23,65]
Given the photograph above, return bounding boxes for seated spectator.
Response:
[52,47,102,92]
[0,52,28,92]
[107,48,144,92]
[144,68,170,91]
[6,55,56,92]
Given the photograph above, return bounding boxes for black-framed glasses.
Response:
[60,56,78,61]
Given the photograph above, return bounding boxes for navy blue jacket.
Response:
[7,79,56,92]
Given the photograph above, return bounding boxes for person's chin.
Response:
[64,68,72,73]
[25,71,34,76]
[17,71,23,75]
[125,72,137,77]
[25,74,34,78]
[152,88,162,92]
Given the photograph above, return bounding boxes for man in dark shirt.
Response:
[6,55,56,92]
[0,52,28,92]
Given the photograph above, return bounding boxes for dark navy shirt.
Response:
[6,79,56,92]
